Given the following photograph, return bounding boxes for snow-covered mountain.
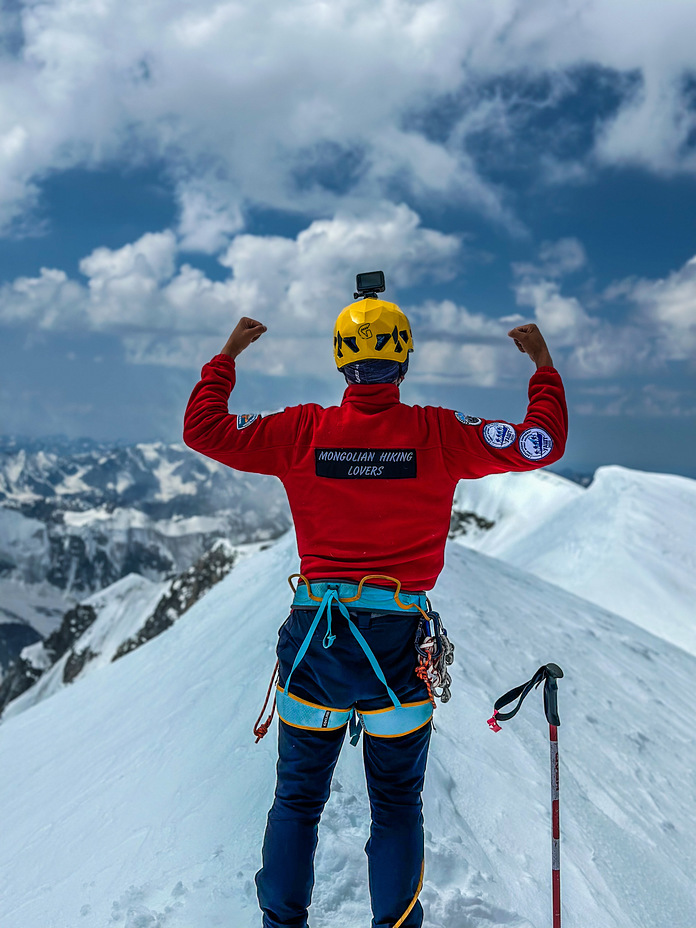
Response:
[0,538,265,720]
[0,437,290,665]
[452,466,696,656]
[0,531,693,928]
[0,436,288,526]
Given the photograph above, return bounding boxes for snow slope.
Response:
[454,466,696,656]
[1,573,168,720]
[452,469,584,550]
[0,532,694,928]
[1,540,267,721]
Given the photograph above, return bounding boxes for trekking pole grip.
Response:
[543,662,563,728]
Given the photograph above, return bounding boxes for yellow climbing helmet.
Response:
[333,298,414,369]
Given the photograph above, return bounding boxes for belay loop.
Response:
[414,610,455,707]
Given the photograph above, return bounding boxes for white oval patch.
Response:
[519,427,554,460]
[483,422,516,449]
[455,412,482,426]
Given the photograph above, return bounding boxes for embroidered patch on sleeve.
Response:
[482,422,517,449]
[237,414,260,430]
[519,428,554,460]
[454,412,482,426]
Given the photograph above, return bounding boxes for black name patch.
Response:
[315,448,417,479]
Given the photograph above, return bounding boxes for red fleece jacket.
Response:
[183,355,568,591]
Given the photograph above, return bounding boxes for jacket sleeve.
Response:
[437,366,568,480]
[183,354,303,477]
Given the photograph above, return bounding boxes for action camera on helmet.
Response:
[354,271,386,300]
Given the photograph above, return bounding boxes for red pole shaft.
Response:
[550,723,561,928]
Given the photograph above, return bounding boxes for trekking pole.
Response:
[487,663,564,928]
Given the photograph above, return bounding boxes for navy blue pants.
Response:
[255,608,432,928]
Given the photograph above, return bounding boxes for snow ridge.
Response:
[0,532,694,927]
[453,466,696,656]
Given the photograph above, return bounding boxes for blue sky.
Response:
[1,0,695,477]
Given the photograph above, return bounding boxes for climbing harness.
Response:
[414,610,455,708]
[253,574,453,744]
[254,575,442,928]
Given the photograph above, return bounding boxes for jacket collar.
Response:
[341,382,401,410]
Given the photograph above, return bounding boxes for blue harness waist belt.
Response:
[279,578,433,741]
[291,578,428,614]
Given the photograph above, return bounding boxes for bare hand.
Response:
[221,317,267,359]
[507,323,553,369]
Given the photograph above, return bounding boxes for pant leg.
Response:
[255,719,346,928]
[362,723,432,928]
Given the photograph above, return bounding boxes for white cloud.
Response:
[0,201,692,389]
[512,246,696,378]
[176,184,244,254]
[513,237,587,280]
[0,267,86,328]
[215,204,462,328]
[413,341,504,387]
[514,278,593,346]
[617,256,696,362]
[537,238,587,277]
[412,299,505,341]
[2,0,696,240]
[594,70,696,174]
[0,204,462,358]
[512,272,659,378]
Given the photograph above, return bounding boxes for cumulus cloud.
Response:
[612,256,696,362]
[0,200,532,385]
[514,279,593,346]
[2,0,696,239]
[412,341,504,387]
[513,237,587,280]
[176,184,244,254]
[511,241,696,379]
[1,205,693,390]
[512,268,659,379]
[0,204,462,372]
[413,299,504,341]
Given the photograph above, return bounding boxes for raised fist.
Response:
[221,317,268,359]
[507,323,554,369]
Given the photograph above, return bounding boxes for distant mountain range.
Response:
[0,537,265,721]
[0,436,291,670]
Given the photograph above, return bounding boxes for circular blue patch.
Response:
[482,422,516,449]
[519,428,554,460]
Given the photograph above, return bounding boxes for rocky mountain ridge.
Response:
[0,438,291,661]
[0,538,256,720]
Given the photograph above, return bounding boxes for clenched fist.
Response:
[507,323,554,369]
[221,317,268,360]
